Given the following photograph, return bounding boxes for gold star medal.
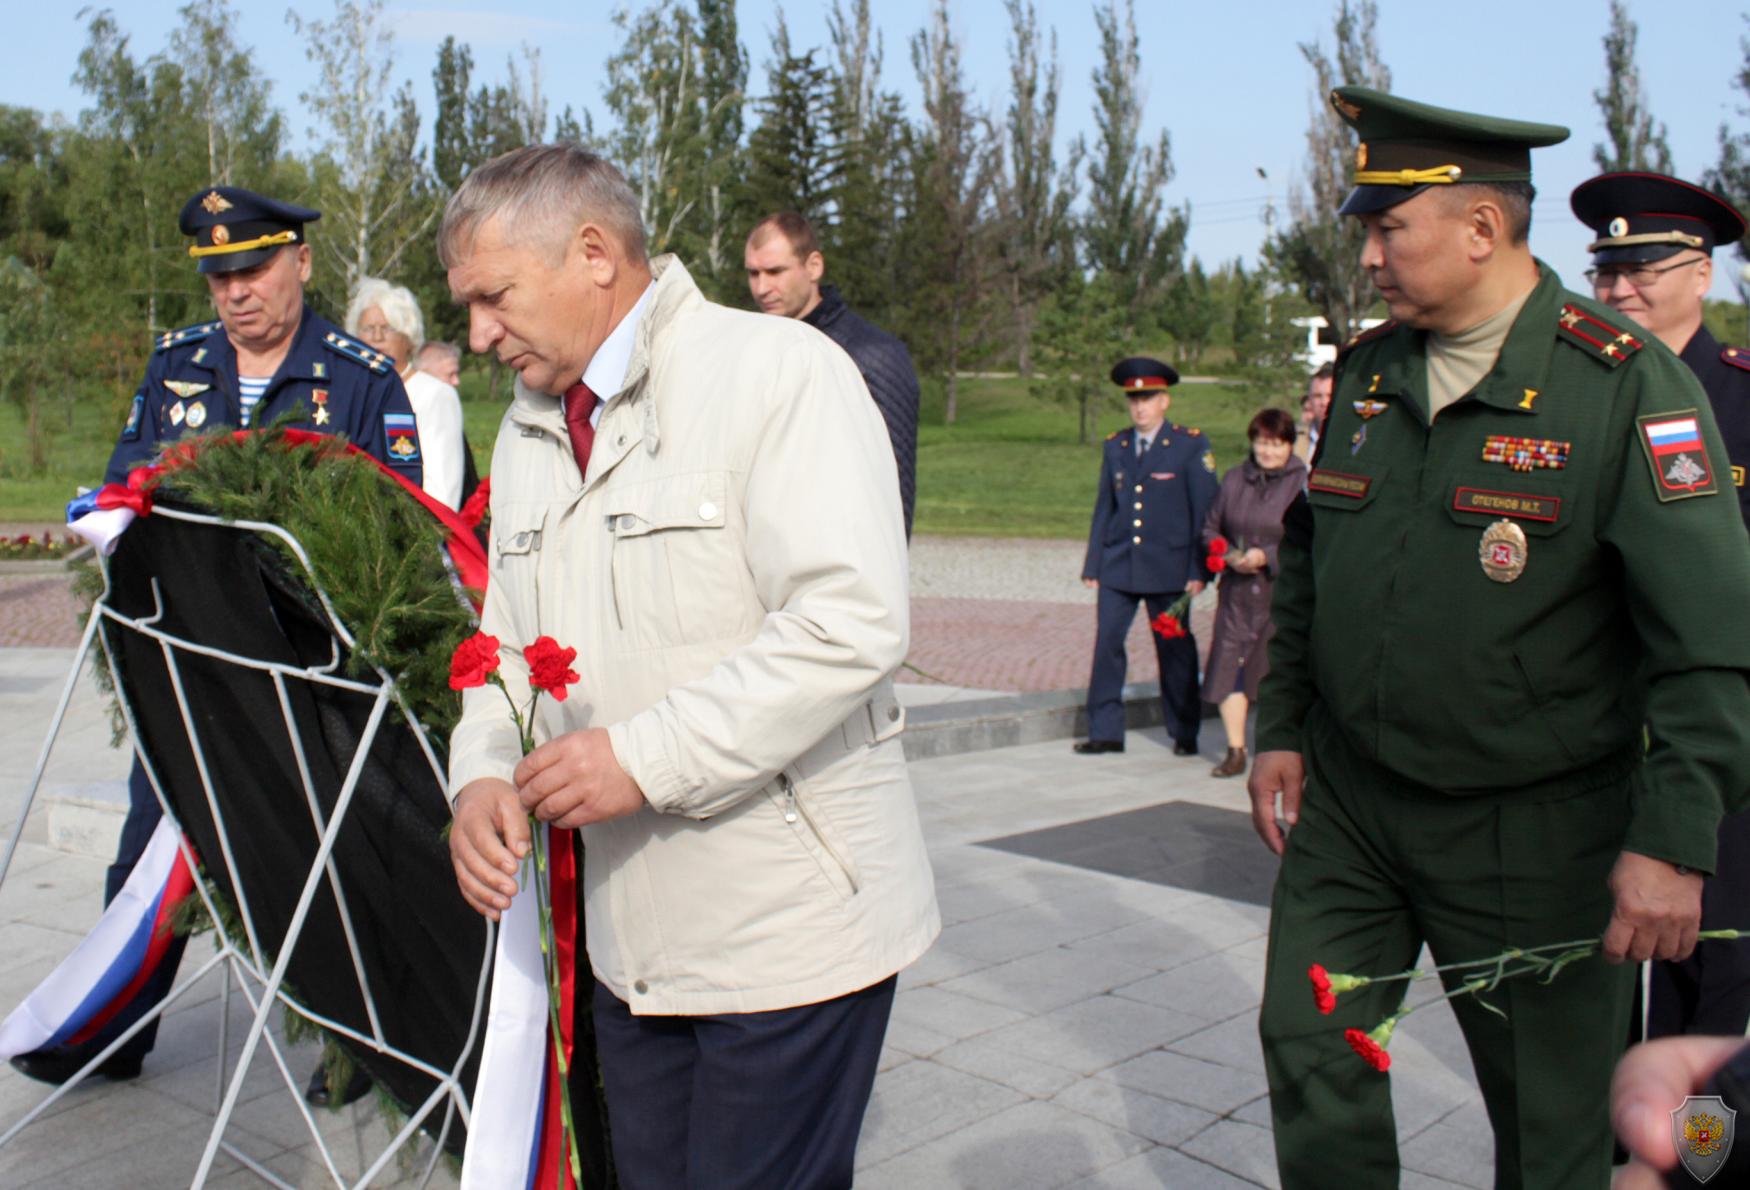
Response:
[185,400,207,429]
[311,388,330,426]
[1479,519,1527,583]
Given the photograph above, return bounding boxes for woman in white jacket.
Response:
[346,277,467,509]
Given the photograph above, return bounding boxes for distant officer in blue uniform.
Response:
[1075,357,1219,756]
[12,187,418,1102]
[1571,171,1750,1042]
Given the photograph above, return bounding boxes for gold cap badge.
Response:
[200,190,232,215]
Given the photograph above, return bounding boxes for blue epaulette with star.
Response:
[154,320,222,353]
[321,330,393,375]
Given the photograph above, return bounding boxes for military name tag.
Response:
[1308,469,1371,498]
[1637,411,1717,501]
[1479,519,1527,583]
[1452,487,1560,523]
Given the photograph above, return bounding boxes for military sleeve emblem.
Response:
[121,393,145,441]
[1672,1095,1737,1183]
[1637,411,1718,501]
[384,412,421,467]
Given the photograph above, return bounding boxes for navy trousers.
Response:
[1085,584,1201,746]
[591,975,897,1190]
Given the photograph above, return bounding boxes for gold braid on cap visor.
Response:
[1352,165,1464,186]
[188,230,298,258]
[1586,230,1706,251]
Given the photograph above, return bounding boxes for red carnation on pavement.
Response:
[448,632,502,690]
[1309,964,1337,1015]
[1345,1023,1395,1072]
[525,636,581,702]
[1151,611,1187,640]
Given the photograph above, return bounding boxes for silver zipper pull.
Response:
[779,774,798,823]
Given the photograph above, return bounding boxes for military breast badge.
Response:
[1638,411,1718,501]
[1353,399,1388,420]
[311,388,330,426]
[184,400,207,429]
[1481,435,1569,472]
[1478,519,1527,583]
[1672,1095,1736,1184]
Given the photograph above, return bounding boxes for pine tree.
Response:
[1592,0,1673,173]
[743,16,836,227]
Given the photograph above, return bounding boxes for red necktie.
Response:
[562,382,600,476]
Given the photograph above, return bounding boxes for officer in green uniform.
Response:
[1249,87,1750,1189]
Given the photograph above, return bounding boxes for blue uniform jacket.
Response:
[1681,324,1750,532]
[1083,422,1220,594]
[105,305,423,488]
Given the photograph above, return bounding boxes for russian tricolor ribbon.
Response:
[0,818,196,1058]
[462,824,580,1190]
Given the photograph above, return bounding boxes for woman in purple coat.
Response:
[1201,407,1307,778]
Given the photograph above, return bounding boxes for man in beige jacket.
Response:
[441,145,939,1187]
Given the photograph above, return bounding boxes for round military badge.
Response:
[1608,216,1628,239]
[211,223,230,246]
[185,400,207,429]
[1479,519,1527,583]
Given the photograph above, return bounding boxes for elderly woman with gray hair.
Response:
[345,278,466,509]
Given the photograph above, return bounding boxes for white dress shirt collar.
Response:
[579,282,656,420]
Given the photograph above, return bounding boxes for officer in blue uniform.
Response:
[1571,171,1750,1042]
[106,187,423,485]
[12,187,418,1102]
[1075,357,1219,755]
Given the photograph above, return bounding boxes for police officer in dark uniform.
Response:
[1075,357,1218,756]
[1571,171,1750,1043]
[11,187,420,1101]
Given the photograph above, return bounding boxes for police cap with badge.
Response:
[1110,357,1181,395]
[1327,86,1569,215]
[1569,172,1746,266]
[179,186,320,274]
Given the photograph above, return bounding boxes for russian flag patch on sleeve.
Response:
[384,412,421,467]
[1637,410,1717,501]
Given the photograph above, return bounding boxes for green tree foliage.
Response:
[1707,16,1750,280]
[1264,0,1390,343]
[1081,0,1185,313]
[1592,0,1673,173]
[993,0,1079,374]
[743,16,836,228]
[0,257,59,471]
[908,0,997,424]
[1030,271,1125,444]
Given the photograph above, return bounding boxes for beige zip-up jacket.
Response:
[448,257,939,1015]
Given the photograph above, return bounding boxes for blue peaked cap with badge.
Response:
[178,186,320,275]
[1570,172,1747,266]
[1110,356,1181,395]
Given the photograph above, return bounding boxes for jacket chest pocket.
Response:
[492,504,548,638]
[604,471,751,649]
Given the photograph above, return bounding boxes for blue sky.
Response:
[7,0,1749,307]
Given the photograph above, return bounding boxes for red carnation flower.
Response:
[1208,535,1229,555]
[1205,553,1227,574]
[1309,964,1337,1015]
[1151,611,1187,640]
[1345,1026,1392,1072]
[525,636,580,702]
[449,632,502,690]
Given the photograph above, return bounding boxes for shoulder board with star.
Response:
[1722,346,1750,374]
[321,330,393,375]
[1337,320,1400,358]
[1106,429,1121,441]
[1556,303,1642,368]
[153,320,222,354]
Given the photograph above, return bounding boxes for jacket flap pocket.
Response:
[1307,465,1386,510]
[1446,480,1570,537]
[494,504,548,556]
[605,472,729,538]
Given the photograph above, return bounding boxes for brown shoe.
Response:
[1210,747,1247,778]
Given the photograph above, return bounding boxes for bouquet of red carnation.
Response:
[448,630,584,1182]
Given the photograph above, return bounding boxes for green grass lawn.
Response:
[0,367,1293,537]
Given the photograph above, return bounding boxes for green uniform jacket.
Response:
[1256,263,1750,873]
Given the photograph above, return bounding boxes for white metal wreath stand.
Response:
[0,508,494,1187]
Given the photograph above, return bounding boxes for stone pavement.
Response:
[0,646,1497,1188]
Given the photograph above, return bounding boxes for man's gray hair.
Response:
[414,340,461,369]
[438,144,649,268]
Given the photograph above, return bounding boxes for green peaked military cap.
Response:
[1330,86,1570,215]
